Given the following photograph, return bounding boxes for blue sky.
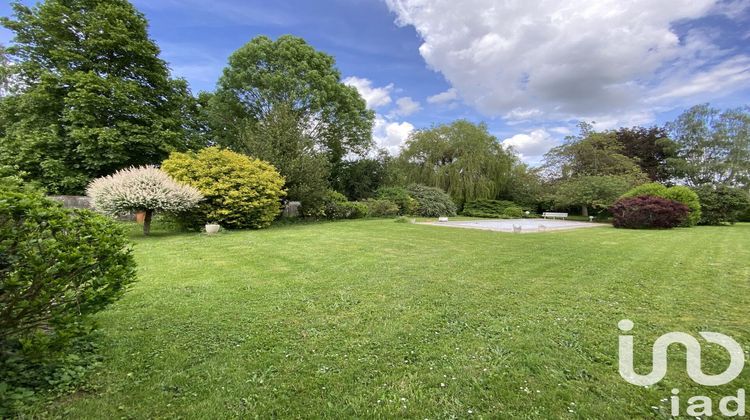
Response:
[2,0,749,164]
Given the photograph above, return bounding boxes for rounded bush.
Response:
[1,188,136,410]
[502,206,525,218]
[621,182,701,226]
[693,184,750,225]
[376,187,418,215]
[319,190,369,219]
[407,184,457,217]
[362,199,400,217]
[162,147,286,229]
[611,195,689,229]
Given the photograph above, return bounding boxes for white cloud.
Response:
[647,56,750,102]
[343,76,393,109]
[373,117,415,155]
[385,0,750,127]
[391,96,422,117]
[427,87,458,104]
[502,129,559,164]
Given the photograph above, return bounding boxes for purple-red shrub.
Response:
[610,196,689,229]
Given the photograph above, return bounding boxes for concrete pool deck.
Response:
[420,218,608,233]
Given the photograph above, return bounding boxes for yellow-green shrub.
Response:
[162,147,286,229]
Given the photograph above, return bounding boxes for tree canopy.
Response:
[0,0,200,194]
[613,126,679,183]
[208,35,374,164]
[667,104,750,189]
[394,120,515,205]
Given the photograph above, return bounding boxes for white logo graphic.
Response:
[618,319,745,386]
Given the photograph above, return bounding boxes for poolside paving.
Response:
[420,218,608,233]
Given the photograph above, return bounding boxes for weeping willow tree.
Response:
[394,120,515,205]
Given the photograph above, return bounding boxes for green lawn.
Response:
[35,220,750,418]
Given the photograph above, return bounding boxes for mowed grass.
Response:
[38,220,750,418]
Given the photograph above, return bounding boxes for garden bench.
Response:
[542,212,568,220]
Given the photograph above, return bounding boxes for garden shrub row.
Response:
[462,199,525,218]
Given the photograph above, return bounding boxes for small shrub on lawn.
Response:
[502,206,525,218]
[610,195,689,229]
[621,182,701,226]
[0,188,136,416]
[693,184,750,225]
[162,147,286,229]
[376,187,418,215]
[407,184,457,217]
[86,166,203,235]
[362,199,400,217]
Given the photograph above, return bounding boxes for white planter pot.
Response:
[205,223,220,234]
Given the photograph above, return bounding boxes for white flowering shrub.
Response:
[87,166,203,235]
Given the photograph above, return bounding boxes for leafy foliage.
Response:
[667,104,750,188]
[161,147,286,229]
[217,103,331,207]
[462,199,521,218]
[543,123,648,216]
[611,196,689,229]
[207,35,373,170]
[361,199,400,217]
[376,186,418,215]
[332,153,390,201]
[553,175,637,216]
[621,182,701,226]
[395,121,515,205]
[543,123,646,180]
[407,184,457,217]
[87,166,203,235]
[613,126,679,183]
[0,0,201,194]
[0,188,136,415]
[692,184,750,225]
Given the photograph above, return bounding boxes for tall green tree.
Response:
[238,103,330,204]
[331,151,391,201]
[667,104,750,189]
[394,120,515,205]
[207,35,374,203]
[0,0,200,194]
[613,126,680,183]
[543,123,644,179]
[543,123,646,216]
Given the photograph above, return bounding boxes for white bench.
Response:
[542,212,568,220]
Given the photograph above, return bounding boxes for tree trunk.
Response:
[581,205,589,217]
[143,210,153,236]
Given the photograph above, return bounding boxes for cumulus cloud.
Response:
[502,129,559,163]
[343,76,393,109]
[427,87,458,104]
[391,97,422,116]
[385,0,749,126]
[373,117,415,154]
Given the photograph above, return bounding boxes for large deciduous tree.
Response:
[394,120,515,206]
[206,35,374,204]
[667,104,750,189]
[0,0,200,194]
[613,126,680,183]
[543,123,646,216]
